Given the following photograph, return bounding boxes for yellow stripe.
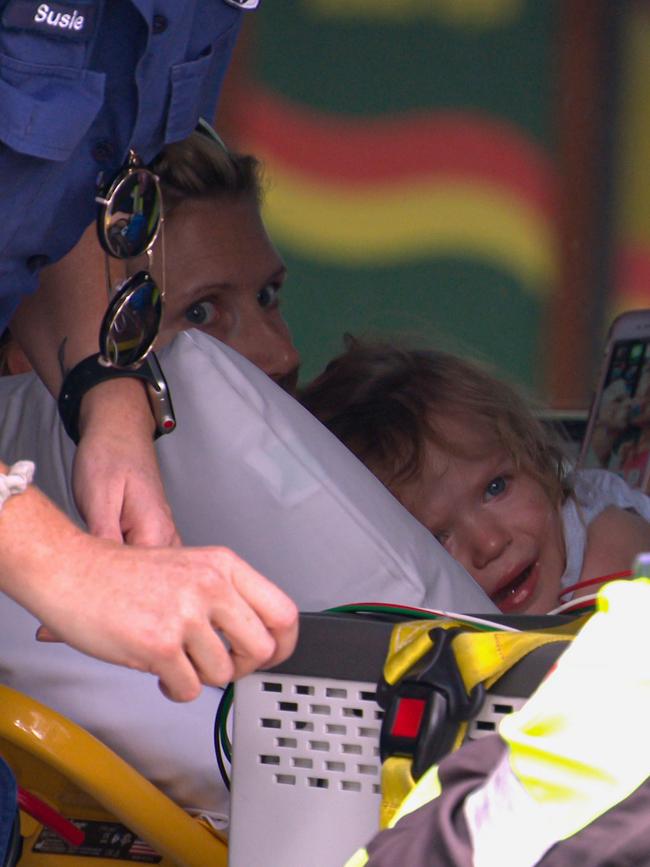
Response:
[262,169,557,296]
[613,292,650,319]
[308,0,523,27]
[616,6,650,240]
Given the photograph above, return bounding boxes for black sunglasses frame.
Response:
[95,150,165,370]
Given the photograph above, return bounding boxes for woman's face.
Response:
[157,195,300,391]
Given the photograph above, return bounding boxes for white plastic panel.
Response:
[229,672,383,867]
[230,675,524,866]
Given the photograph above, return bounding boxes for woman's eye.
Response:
[433,530,449,547]
[485,476,507,498]
[184,300,218,326]
[257,284,281,309]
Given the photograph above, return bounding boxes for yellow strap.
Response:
[380,757,416,829]
[380,617,587,827]
[384,618,587,689]
[383,620,462,686]
[344,846,370,867]
[384,760,442,829]
[345,763,442,866]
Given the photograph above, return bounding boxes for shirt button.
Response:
[92,140,115,163]
[152,14,168,34]
[27,255,50,273]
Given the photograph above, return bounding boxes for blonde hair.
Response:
[0,132,265,380]
[300,338,571,505]
[151,130,263,215]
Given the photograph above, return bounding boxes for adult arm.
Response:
[0,463,298,700]
[10,224,178,545]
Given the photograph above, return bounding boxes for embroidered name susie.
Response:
[34,3,84,29]
[2,0,94,40]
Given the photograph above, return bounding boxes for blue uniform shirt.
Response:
[0,0,247,329]
[0,756,15,865]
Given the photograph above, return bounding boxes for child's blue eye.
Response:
[434,530,449,546]
[485,476,506,498]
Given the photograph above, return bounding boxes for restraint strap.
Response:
[379,617,585,827]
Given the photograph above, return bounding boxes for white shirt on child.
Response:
[561,468,650,590]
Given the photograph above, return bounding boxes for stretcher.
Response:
[229,610,576,867]
[0,685,228,867]
[0,610,581,867]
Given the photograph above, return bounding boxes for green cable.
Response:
[220,684,233,762]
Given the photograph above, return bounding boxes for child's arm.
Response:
[580,505,650,592]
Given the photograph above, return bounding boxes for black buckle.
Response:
[377,627,485,780]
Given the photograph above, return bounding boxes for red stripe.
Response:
[232,84,557,221]
[17,789,84,847]
[614,245,650,303]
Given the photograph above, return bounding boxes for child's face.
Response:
[392,417,566,614]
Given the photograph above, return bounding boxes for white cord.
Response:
[392,604,522,633]
[433,610,521,632]
[547,594,599,616]
[341,604,522,632]
[0,461,35,510]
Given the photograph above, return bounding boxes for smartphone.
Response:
[579,309,650,492]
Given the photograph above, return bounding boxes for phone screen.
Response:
[581,337,650,491]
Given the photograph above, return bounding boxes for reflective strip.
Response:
[344,847,369,867]
[470,579,650,862]
[465,749,561,867]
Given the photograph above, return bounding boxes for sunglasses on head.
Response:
[95,149,165,369]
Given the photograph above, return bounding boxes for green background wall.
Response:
[223,1,622,402]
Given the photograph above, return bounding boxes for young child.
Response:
[300,339,650,613]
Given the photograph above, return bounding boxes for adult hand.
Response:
[74,377,180,545]
[1,479,298,700]
[40,541,299,701]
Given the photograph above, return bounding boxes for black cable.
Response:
[213,684,233,791]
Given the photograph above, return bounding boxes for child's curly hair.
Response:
[300,337,571,506]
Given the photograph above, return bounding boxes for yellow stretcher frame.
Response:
[0,684,228,867]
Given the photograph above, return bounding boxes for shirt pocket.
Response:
[164,22,237,144]
[0,51,105,161]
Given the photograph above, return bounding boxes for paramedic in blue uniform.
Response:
[0,1,297,853]
[0,0,298,699]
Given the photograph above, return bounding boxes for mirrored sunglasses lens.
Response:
[101,273,162,368]
[105,170,161,259]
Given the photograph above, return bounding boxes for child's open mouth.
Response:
[490,563,537,612]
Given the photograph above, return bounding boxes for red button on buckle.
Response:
[390,697,425,739]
